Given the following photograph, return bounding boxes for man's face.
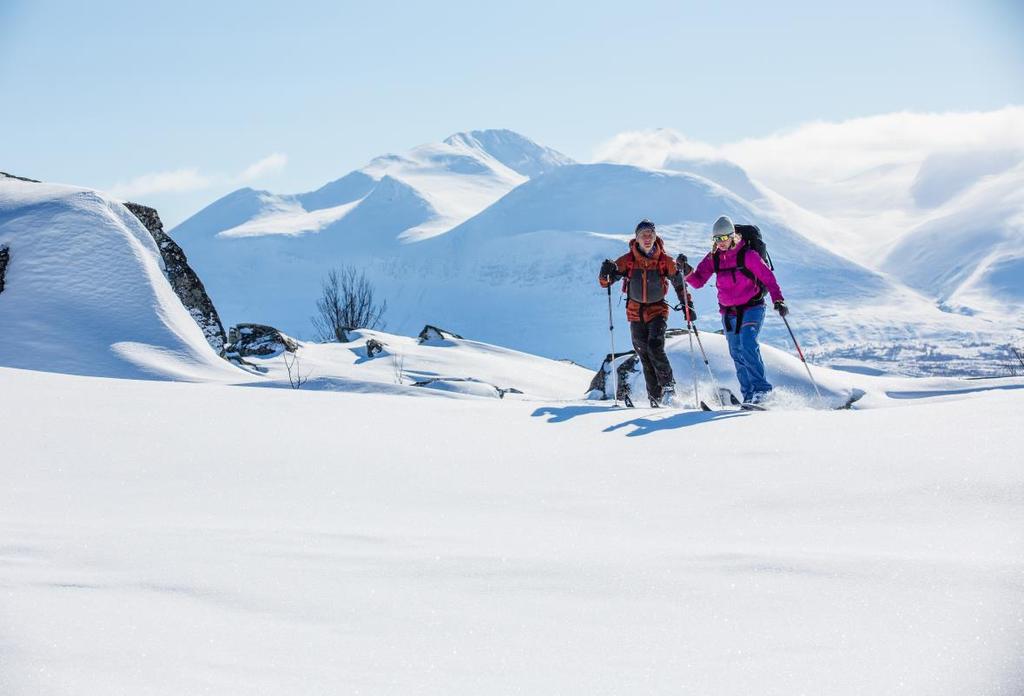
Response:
[637,228,656,251]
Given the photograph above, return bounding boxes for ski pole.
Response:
[690,324,723,404]
[678,273,725,407]
[606,282,618,406]
[780,313,823,401]
[678,284,700,408]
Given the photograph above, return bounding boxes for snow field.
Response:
[1,366,1022,695]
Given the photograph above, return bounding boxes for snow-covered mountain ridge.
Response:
[598,118,1024,329]
[169,130,1016,376]
[172,129,572,245]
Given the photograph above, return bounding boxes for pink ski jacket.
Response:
[686,240,784,310]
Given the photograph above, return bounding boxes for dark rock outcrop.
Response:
[0,244,9,295]
[225,323,299,358]
[366,338,385,358]
[587,351,640,401]
[123,202,227,354]
[417,325,464,344]
[0,172,41,183]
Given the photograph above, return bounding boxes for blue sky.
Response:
[2,0,1022,226]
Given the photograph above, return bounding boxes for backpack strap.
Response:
[735,246,758,284]
[619,256,634,291]
[720,305,746,335]
[735,246,767,303]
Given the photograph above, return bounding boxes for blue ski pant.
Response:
[723,303,772,402]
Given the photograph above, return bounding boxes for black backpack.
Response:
[712,223,774,305]
[735,224,773,270]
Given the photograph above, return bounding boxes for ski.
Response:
[702,389,866,412]
[836,389,866,410]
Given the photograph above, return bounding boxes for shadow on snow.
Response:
[531,404,748,436]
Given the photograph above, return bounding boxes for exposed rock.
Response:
[225,323,299,358]
[588,351,640,401]
[0,172,41,183]
[417,325,464,344]
[366,338,385,358]
[123,202,227,354]
[0,244,8,295]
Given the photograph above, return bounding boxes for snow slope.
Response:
[0,178,241,381]
[235,328,594,401]
[1,365,1021,695]
[882,162,1024,324]
[386,163,1000,373]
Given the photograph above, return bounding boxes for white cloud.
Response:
[108,168,212,199]
[238,153,287,182]
[106,152,289,202]
[594,107,1024,187]
[720,107,1024,186]
[593,107,1024,261]
[593,129,718,169]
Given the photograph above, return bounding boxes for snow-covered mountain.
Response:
[598,119,1024,301]
[882,161,1024,322]
[402,162,1009,372]
[173,129,572,245]
[167,129,1010,375]
[0,170,600,395]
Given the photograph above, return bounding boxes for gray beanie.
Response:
[712,215,735,236]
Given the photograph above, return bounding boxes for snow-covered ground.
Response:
[236,328,594,401]
[1,364,1022,695]
[2,124,1022,694]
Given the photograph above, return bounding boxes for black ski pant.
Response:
[630,315,674,400]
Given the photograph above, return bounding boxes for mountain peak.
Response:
[443,129,574,178]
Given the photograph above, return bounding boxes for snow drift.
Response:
[0,178,241,381]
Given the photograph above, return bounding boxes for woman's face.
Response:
[713,233,734,251]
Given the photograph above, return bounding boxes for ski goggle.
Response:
[712,234,733,242]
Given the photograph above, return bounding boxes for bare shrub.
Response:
[311,267,387,343]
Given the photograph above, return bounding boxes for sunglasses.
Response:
[712,234,733,242]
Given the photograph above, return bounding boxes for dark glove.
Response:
[600,259,619,280]
[774,300,789,317]
[675,296,697,321]
[675,253,694,276]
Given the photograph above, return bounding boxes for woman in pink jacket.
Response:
[686,216,789,406]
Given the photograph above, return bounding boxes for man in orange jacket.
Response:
[599,219,693,407]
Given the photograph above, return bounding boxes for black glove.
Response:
[600,259,619,280]
[675,296,697,321]
[675,253,694,276]
[774,300,789,317]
